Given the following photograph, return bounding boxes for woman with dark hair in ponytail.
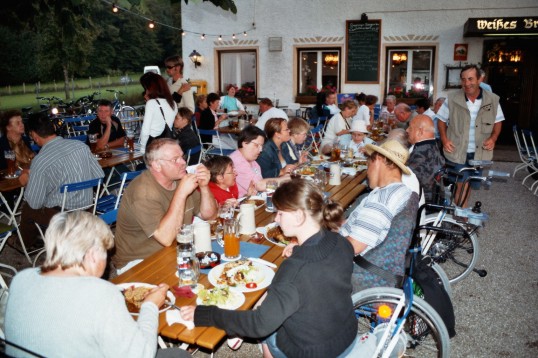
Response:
[180,179,361,358]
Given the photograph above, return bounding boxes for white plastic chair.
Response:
[512,125,535,178]
[520,129,538,191]
[197,129,235,161]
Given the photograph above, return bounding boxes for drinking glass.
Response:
[88,133,98,153]
[176,225,200,288]
[4,151,17,178]
[265,180,278,212]
[223,218,241,260]
[126,129,135,153]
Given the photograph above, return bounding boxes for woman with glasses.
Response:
[282,117,309,165]
[139,72,177,153]
[256,118,297,178]
[180,180,359,358]
[219,84,246,116]
[164,55,194,112]
[230,125,288,197]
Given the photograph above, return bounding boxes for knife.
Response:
[249,257,277,269]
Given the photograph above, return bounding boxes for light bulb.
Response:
[232,33,236,39]
[112,4,119,13]
[148,20,155,29]
[201,34,205,40]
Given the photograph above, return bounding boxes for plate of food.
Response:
[257,223,298,247]
[117,283,175,316]
[299,166,316,176]
[208,259,275,293]
[238,196,265,210]
[196,287,245,310]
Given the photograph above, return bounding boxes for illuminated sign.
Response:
[464,17,538,36]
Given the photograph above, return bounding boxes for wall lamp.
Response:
[189,50,202,68]
[361,13,368,22]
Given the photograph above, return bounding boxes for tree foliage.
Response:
[180,0,237,14]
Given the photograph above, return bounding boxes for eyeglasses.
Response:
[159,156,185,164]
[248,141,264,149]
[166,64,179,70]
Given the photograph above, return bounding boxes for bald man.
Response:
[406,115,445,203]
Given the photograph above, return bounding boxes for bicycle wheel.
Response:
[423,214,480,284]
[116,106,136,121]
[353,287,450,358]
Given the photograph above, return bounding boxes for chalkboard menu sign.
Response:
[345,20,381,83]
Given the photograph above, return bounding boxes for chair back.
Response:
[99,208,118,226]
[115,170,144,209]
[197,129,234,159]
[186,145,203,165]
[59,178,103,214]
[373,104,381,120]
[352,192,419,291]
[67,135,88,142]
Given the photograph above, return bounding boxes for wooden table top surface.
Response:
[111,170,367,350]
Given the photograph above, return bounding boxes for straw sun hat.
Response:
[364,139,411,175]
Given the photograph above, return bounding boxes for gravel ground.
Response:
[2,160,537,357]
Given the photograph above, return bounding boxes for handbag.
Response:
[146,99,175,147]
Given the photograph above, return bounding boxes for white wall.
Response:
[182,0,538,104]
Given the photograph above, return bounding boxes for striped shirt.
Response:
[340,183,411,254]
[24,137,104,210]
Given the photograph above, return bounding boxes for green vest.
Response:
[445,89,500,164]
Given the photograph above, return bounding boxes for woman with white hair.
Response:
[4,211,185,358]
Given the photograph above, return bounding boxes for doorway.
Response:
[483,39,538,144]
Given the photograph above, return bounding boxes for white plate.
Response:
[237,195,265,210]
[208,260,275,293]
[256,223,286,247]
[196,289,245,310]
[117,282,175,316]
[228,111,239,116]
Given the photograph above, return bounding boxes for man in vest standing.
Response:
[437,64,504,208]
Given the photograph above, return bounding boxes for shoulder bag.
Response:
[146,99,175,147]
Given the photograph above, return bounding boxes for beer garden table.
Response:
[111,169,367,352]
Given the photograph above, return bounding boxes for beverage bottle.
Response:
[176,226,200,288]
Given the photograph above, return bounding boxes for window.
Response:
[298,48,341,95]
[218,50,257,100]
[385,47,435,98]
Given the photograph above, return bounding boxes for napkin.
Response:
[165,309,195,330]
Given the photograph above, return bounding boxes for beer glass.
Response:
[126,129,135,153]
[4,151,17,178]
[88,134,98,153]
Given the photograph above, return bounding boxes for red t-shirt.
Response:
[208,181,239,205]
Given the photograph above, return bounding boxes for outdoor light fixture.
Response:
[189,50,202,68]
[201,33,205,40]
[112,3,119,13]
[218,35,222,41]
[243,31,247,37]
[181,31,186,36]
[148,20,155,29]
[232,33,236,39]
[361,13,368,22]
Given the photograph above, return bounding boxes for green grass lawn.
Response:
[0,74,146,111]
[0,84,145,111]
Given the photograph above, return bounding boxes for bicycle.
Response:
[106,89,136,121]
[421,160,510,283]
[74,91,101,114]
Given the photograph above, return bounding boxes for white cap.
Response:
[349,120,370,134]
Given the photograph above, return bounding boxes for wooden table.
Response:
[111,170,367,351]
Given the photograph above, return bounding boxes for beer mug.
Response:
[4,151,17,178]
[88,134,98,153]
[126,129,135,153]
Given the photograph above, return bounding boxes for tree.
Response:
[32,0,100,99]
[181,0,237,14]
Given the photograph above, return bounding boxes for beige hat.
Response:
[349,120,370,134]
[364,139,411,174]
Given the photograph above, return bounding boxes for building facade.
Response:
[181,0,538,142]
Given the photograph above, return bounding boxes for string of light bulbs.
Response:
[104,0,255,39]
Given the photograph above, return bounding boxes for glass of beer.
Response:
[4,151,17,178]
[331,145,341,162]
[88,134,98,154]
[126,129,135,153]
[223,218,241,260]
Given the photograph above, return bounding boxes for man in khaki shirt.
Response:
[112,138,217,272]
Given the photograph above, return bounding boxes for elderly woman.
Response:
[4,211,188,358]
[256,118,297,178]
[229,125,287,197]
[282,117,309,165]
[381,95,397,115]
[320,99,357,154]
[219,85,246,116]
[0,109,35,185]
[139,72,177,153]
[180,180,359,358]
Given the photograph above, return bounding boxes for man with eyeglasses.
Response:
[112,138,217,274]
[164,55,195,112]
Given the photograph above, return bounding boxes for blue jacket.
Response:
[256,140,281,178]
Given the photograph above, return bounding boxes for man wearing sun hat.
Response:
[340,139,419,293]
